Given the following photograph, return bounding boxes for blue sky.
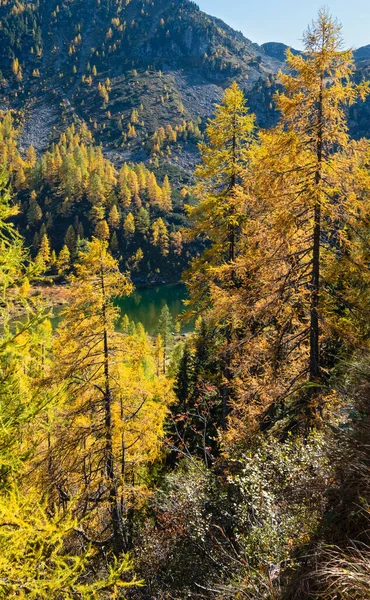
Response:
[197,1,370,50]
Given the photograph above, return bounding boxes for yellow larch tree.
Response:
[185,81,255,428]
[218,10,370,438]
[51,239,172,553]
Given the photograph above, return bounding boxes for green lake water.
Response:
[115,283,191,335]
[50,283,192,335]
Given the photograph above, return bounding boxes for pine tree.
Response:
[110,230,119,252]
[27,196,42,225]
[187,81,255,301]
[135,207,150,235]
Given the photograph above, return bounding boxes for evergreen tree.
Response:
[110,230,119,252]
[187,82,255,284]
[64,224,77,253]
[135,207,150,235]
[157,303,173,373]
[27,196,42,225]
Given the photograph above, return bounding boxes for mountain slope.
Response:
[1,0,369,173]
[0,0,280,172]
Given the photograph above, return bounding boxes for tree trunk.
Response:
[309,74,324,394]
[222,118,238,429]
[101,264,125,554]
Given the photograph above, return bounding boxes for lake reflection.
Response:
[115,283,192,335]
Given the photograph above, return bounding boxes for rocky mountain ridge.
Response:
[1,0,369,175]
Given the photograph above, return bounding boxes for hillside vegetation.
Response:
[0,6,370,600]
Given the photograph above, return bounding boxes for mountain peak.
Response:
[261,42,301,63]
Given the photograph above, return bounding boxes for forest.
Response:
[1,8,370,599]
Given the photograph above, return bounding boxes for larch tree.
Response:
[276,9,369,389]
[152,218,169,255]
[185,81,255,428]
[53,238,132,553]
[220,10,370,437]
[36,233,51,269]
[52,239,171,554]
[108,203,120,229]
[0,174,139,595]
[56,244,71,275]
[123,212,135,239]
[94,218,110,240]
[161,174,172,211]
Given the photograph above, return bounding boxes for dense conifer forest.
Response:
[1,6,370,599]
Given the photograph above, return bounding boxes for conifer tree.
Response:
[94,218,110,240]
[108,203,120,229]
[216,11,370,433]
[135,207,150,235]
[0,174,138,595]
[56,244,71,275]
[64,224,77,253]
[155,334,164,376]
[123,212,135,239]
[53,239,171,553]
[186,82,255,427]
[110,229,119,252]
[157,304,173,373]
[161,174,172,211]
[187,82,254,285]
[53,239,133,552]
[152,218,169,255]
[274,9,369,391]
[27,196,42,225]
[36,233,51,268]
